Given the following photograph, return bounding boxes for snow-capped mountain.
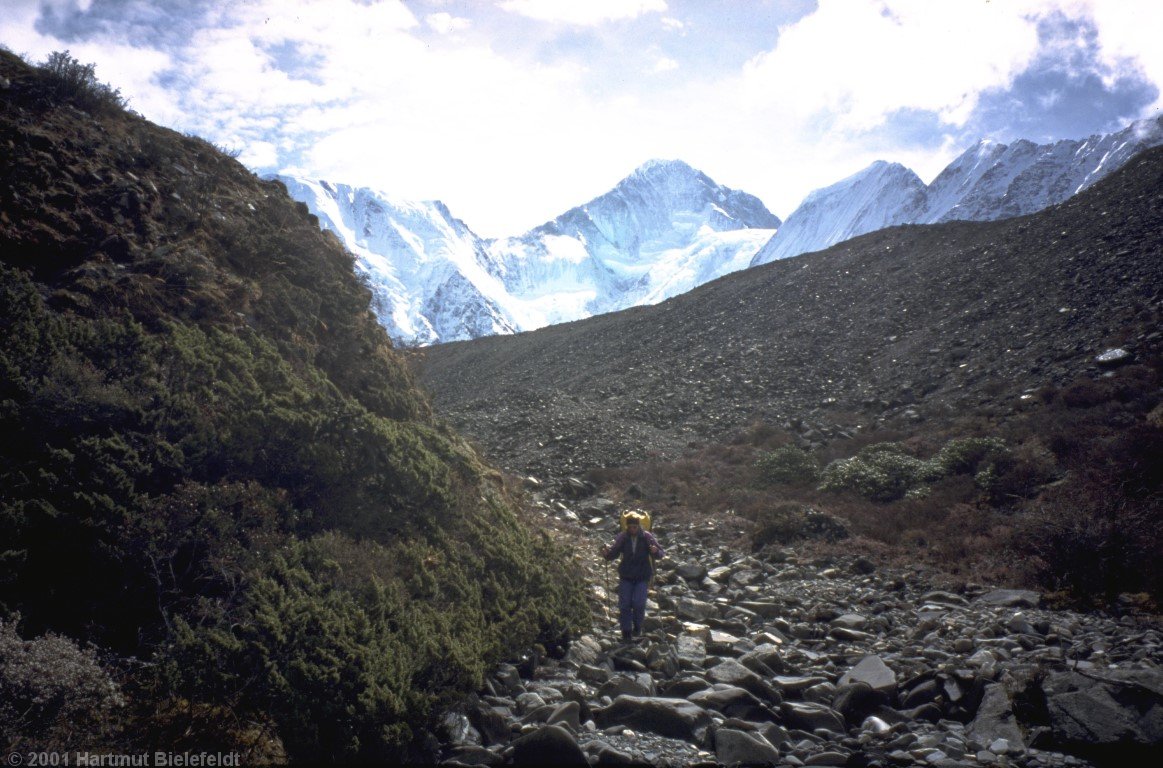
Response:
[277,177,517,343]
[921,116,1163,223]
[279,160,779,345]
[752,115,1163,266]
[750,161,927,264]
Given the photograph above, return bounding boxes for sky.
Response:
[3,0,1161,237]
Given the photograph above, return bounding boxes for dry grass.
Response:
[587,356,1162,610]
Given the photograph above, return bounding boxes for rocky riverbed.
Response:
[432,493,1162,768]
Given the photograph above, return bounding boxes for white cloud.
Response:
[2,0,1160,236]
[1080,0,1163,112]
[426,12,471,35]
[739,0,1046,133]
[652,56,678,73]
[499,0,666,26]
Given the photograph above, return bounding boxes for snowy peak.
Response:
[538,158,779,260]
[276,174,516,346]
[278,162,780,345]
[753,114,1163,267]
[751,160,925,265]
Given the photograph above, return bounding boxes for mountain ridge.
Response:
[751,115,1163,265]
[281,117,1163,344]
[414,144,1163,481]
[279,158,781,345]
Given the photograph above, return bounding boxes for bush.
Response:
[755,445,820,485]
[36,51,126,114]
[931,437,1008,475]
[818,442,933,502]
[1015,491,1162,605]
[817,437,1019,503]
[751,503,848,549]
[0,619,124,750]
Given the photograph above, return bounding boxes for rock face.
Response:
[431,514,1162,766]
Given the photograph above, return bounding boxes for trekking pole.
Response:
[604,558,614,623]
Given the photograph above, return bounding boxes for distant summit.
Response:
[279,116,1163,344]
[752,115,1163,266]
[279,160,781,345]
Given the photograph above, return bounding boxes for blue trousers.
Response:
[618,578,649,636]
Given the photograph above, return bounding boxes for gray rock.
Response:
[594,695,713,742]
[780,701,846,734]
[1095,347,1134,367]
[1042,669,1163,752]
[838,654,898,695]
[715,727,782,765]
[676,560,708,580]
[443,744,504,766]
[688,685,773,722]
[547,700,582,731]
[598,675,652,700]
[707,658,783,703]
[976,589,1040,608]
[831,613,869,630]
[675,633,708,668]
[469,702,511,746]
[966,684,1024,746]
[510,724,588,767]
[565,634,603,667]
[833,682,890,725]
[676,596,719,621]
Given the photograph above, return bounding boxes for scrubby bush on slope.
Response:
[0,50,588,759]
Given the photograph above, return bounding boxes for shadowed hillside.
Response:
[0,49,587,761]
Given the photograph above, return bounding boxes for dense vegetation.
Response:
[0,50,588,760]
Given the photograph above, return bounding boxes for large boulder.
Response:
[594,695,713,742]
[1037,669,1163,762]
[707,658,783,704]
[714,728,781,766]
[967,683,1024,746]
[509,724,588,767]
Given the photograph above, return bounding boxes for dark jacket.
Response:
[604,530,664,581]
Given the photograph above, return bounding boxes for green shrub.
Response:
[818,442,932,502]
[755,445,820,485]
[818,437,1016,503]
[36,51,126,114]
[932,437,1008,475]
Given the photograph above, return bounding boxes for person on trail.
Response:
[602,511,664,642]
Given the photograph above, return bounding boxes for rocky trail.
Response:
[432,490,1162,768]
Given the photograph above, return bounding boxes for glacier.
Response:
[277,160,780,346]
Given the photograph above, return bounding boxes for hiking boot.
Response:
[621,631,632,642]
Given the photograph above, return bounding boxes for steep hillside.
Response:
[0,50,587,761]
[417,144,1162,480]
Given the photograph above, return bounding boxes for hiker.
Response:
[602,511,665,641]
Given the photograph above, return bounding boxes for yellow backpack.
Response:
[619,509,652,532]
